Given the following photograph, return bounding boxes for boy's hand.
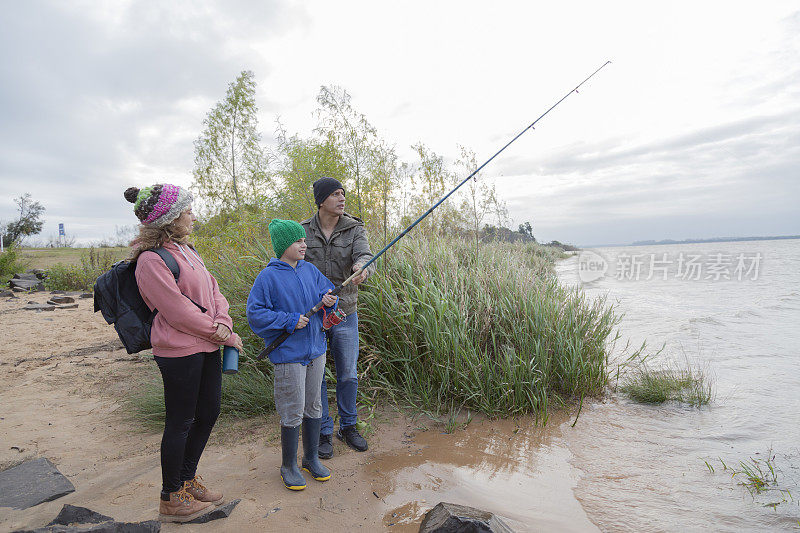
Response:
[321,289,338,307]
[295,315,309,330]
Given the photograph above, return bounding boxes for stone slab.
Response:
[16,520,161,532]
[186,499,241,524]
[49,296,75,304]
[24,304,56,312]
[0,458,75,509]
[48,504,114,525]
[10,279,45,291]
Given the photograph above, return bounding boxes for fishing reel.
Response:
[322,308,347,330]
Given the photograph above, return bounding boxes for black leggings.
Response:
[154,350,221,494]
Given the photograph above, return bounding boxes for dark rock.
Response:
[12,287,27,293]
[24,304,56,312]
[185,499,241,524]
[49,296,75,304]
[79,293,93,299]
[418,502,514,533]
[47,504,113,525]
[55,304,79,310]
[13,273,39,281]
[10,279,45,291]
[0,457,75,509]
[31,269,47,280]
[50,290,67,294]
[0,289,15,297]
[16,520,161,532]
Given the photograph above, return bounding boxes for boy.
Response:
[247,219,337,490]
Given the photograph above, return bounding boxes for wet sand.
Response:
[0,293,597,532]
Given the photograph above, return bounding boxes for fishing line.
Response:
[257,61,612,360]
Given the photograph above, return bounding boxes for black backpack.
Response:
[93,248,180,354]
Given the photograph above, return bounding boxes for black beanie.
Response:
[313,177,345,207]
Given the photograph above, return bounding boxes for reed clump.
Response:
[358,237,618,418]
[620,360,712,406]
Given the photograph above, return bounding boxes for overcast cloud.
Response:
[1,1,798,246]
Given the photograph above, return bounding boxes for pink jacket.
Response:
[135,242,241,357]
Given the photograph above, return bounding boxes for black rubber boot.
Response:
[280,425,306,491]
[301,417,331,481]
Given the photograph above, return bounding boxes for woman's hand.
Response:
[295,315,309,330]
[321,289,338,307]
[210,323,231,342]
[232,336,244,352]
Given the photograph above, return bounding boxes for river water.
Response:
[376,239,799,531]
[557,239,800,531]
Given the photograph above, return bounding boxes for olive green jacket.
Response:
[301,212,375,315]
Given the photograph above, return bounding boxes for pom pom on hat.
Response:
[124,187,140,203]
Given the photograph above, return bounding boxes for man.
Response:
[302,176,375,458]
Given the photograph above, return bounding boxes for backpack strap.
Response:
[150,247,180,282]
[147,246,207,314]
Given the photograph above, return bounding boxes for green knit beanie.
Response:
[268,219,306,259]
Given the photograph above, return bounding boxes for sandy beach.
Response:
[0,292,421,532]
[2,292,590,532]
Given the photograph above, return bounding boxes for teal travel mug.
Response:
[222,345,239,375]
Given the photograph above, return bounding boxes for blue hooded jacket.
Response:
[247,258,336,365]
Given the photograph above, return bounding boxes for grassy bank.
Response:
[166,222,621,426]
[44,248,121,291]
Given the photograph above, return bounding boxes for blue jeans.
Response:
[320,312,359,435]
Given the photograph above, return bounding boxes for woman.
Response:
[125,184,243,523]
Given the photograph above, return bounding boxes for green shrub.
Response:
[44,247,117,291]
[0,245,27,278]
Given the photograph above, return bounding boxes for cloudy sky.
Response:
[1,1,798,246]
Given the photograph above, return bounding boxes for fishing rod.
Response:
[257,60,612,360]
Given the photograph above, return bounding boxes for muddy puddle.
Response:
[368,413,597,532]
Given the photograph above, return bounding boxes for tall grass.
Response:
[127,364,275,430]
[125,226,620,426]
[358,237,618,418]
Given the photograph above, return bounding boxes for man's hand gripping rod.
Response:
[256,61,611,361]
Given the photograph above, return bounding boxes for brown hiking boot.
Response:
[184,475,224,505]
[158,485,212,523]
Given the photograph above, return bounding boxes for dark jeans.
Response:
[154,350,221,494]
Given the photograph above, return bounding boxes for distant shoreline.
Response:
[581,235,800,249]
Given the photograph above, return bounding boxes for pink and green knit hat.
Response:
[124,184,193,227]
